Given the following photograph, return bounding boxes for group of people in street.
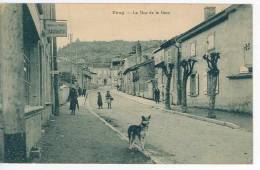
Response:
[67,85,89,115]
[97,91,113,109]
[68,85,159,114]
[77,87,87,97]
[67,84,114,114]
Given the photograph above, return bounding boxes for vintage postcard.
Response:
[0,1,254,166]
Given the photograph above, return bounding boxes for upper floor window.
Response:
[207,33,215,51]
[190,42,196,57]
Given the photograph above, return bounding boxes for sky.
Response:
[56,3,231,48]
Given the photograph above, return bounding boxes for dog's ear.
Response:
[148,115,151,119]
[142,116,145,121]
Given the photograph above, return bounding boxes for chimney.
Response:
[204,7,216,21]
[136,41,142,63]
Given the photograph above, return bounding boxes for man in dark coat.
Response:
[82,88,86,97]
[68,87,79,115]
[78,87,82,96]
[154,87,160,104]
[156,88,160,103]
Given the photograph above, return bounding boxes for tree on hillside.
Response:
[57,40,163,65]
[156,62,174,110]
[203,52,220,118]
[180,58,197,113]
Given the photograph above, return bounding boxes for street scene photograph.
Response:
[0,2,254,165]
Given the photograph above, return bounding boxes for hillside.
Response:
[57,40,164,68]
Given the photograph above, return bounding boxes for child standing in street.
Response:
[105,91,113,109]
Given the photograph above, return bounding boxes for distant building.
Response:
[153,47,166,102]
[123,59,155,98]
[90,67,112,87]
[81,67,97,89]
[122,42,156,98]
[110,57,124,89]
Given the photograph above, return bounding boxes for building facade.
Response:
[160,4,252,113]
[122,42,156,98]
[0,4,57,161]
[153,38,181,105]
[90,67,112,87]
[110,57,124,89]
[178,4,252,113]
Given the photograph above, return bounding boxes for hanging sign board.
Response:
[45,20,67,37]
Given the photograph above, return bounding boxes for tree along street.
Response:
[86,89,252,164]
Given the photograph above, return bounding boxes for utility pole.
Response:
[174,41,182,105]
[52,4,59,116]
[0,4,26,162]
[69,33,73,85]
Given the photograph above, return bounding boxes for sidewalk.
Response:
[32,104,152,163]
[112,90,252,132]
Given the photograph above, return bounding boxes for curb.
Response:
[84,98,160,164]
[165,110,240,129]
[113,90,240,129]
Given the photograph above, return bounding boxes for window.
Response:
[133,71,139,82]
[243,42,252,71]
[190,42,196,57]
[23,49,31,105]
[203,71,219,95]
[207,33,215,51]
[161,71,164,84]
[168,50,171,57]
[188,73,199,97]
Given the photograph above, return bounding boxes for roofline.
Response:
[123,59,154,75]
[159,5,241,48]
[177,4,240,42]
[153,47,163,54]
[160,35,179,49]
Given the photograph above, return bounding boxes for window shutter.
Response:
[203,72,208,95]
[187,77,191,96]
[195,73,199,96]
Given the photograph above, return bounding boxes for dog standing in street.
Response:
[128,115,151,151]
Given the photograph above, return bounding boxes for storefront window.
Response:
[188,73,199,97]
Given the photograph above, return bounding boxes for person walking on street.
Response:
[97,92,103,109]
[154,88,157,103]
[105,91,113,109]
[68,86,79,115]
[78,87,82,96]
[83,88,86,97]
[157,88,161,103]
[154,87,160,104]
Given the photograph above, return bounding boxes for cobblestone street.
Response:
[87,88,253,164]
